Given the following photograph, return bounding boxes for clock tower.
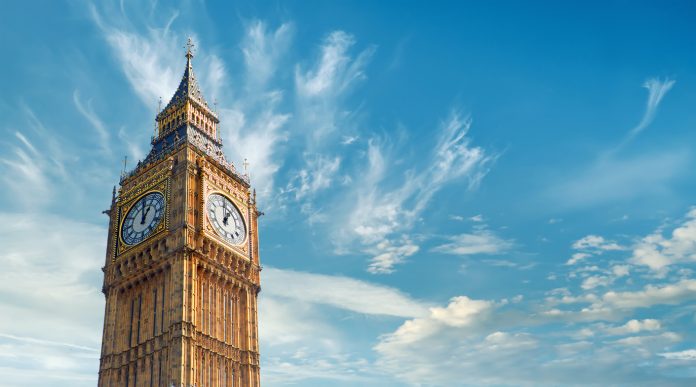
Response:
[98,39,262,387]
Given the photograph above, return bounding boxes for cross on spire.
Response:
[185,37,195,59]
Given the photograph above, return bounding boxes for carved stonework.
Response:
[99,43,261,387]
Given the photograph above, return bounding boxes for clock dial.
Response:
[121,192,165,245]
[207,193,246,244]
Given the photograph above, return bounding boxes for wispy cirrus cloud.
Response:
[337,112,494,273]
[295,31,375,146]
[222,21,294,201]
[549,77,685,209]
[550,148,689,209]
[0,107,77,208]
[284,154,341,200]
[242,21,293,89]
[89,3,181,107]
[432,229,513,256]
[276,30,375,214]
[618,77,676,149]
[73,90,111,157]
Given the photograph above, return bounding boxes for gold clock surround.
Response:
[113,176,171,257]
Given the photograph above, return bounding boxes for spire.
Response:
[156,37,215,122]
[133,39,249,187]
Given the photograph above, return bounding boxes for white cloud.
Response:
[259,268,428,385]
[0,108,77,208]
[572,235,624,252]
[432,229,513,256]
[242,21,293,88]
[605,319,661,335]
[89,4,181,107]
[601,279,696,309]
[339,112,493,273]
[553,149,689,209]
[296,31,372,99]
[222,103,290,200]
[660,349,696,361]
[581,275,612,290]
[259,295,378,385]
[546,278,696,324]
[430,296,492,327]
[262,267,429,317]
[0,213,105,386]
[621,78,676,145]
[222,22,294,201]
[631,208,696,272]
[295,30,375,146]
[0,132,50,202]
[90,6,292,202]
[550,77,684,209]
[376,296,493,349]
[286,154,341,200]
[612,264,630,277]
[566,252,590,265]
[366,238,420,274]
[470,214,484,222]
[375,292,693,386]
[340,135,358,145]
[612,332,680,347]
[72,90,112,157]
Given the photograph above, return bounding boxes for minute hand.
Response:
[141,206,151,224]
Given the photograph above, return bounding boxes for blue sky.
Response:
[2,1,696,386]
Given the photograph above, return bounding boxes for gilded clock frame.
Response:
[205,190,248,247]
[114,177,171,258]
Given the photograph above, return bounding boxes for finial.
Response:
[154,97,162,139]
[121,155,128,177]
[185,37,195,59]
[111,185,117,204]
[213,98,218,114]
[243,158,249,174]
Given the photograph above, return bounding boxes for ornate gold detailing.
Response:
[114,177,171,258]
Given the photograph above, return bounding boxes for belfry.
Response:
[98,39,262,387]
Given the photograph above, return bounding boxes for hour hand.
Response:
[222,206,230,225]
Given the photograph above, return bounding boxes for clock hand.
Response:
[222,205,230,226]
[141,206,151,225]
[140,201,146,224]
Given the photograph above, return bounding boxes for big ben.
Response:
[98,39,262,387]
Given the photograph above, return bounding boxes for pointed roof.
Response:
[156,38,216,122]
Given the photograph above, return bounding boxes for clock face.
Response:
[207,193,246,244]
[121,192,165,245]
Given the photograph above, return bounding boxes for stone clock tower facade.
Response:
[98,40,261,387]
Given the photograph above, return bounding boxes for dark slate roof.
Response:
[156,54,211,121]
